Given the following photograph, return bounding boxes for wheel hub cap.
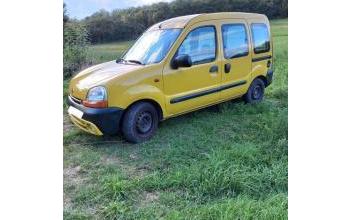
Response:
[253,85,262,99]
[136,112,153,134]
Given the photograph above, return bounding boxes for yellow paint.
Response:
[69,12,272,120]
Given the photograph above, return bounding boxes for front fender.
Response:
[110,84,167,117]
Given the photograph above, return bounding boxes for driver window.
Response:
[177,26,216,65]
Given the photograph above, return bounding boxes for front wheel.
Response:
[244,78,265,103]
[121,102,159,143]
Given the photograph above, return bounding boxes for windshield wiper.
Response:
[116,58,126,63]
[116,58,144,65]
[126,59,144,65]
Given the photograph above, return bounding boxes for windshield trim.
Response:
[120,28,183,66]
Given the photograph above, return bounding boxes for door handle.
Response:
[224,63,231,73]
[209,65,218,73]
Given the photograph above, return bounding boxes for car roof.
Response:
[147,12,267,31]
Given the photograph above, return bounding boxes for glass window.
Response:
[221,24,249,59]
[177,26,216,65]
[123,29,181,65]
[251,23,270,54]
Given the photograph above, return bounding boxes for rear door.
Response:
[219,19,252,100]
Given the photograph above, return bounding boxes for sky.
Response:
[65,0,174,19]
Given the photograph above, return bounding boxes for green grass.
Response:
[63,18,288,219]
[87,40,134,64]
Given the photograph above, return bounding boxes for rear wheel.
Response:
[244,78,265,103]
[121,102,158,143]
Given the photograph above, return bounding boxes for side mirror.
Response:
[171,54,192,69]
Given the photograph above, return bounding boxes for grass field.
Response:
[63,19,288,219]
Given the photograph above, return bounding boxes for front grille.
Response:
[70,95,82,104]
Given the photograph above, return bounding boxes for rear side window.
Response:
[251,23,270,54]
[177,26,216,65]
[221,24,249,59]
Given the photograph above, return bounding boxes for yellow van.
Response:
[68,12,273,143]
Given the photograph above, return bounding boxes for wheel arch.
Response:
[123,99,164,122]
[254,75,268,87]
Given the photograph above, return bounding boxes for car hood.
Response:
[69,61,143,100]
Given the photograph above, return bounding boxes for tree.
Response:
[63,4,89,78]
[63,3,69,26]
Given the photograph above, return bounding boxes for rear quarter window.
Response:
[251,23,270,54]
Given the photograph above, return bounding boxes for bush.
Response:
[63,22,89,78]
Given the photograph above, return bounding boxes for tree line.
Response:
[82,0,288,43]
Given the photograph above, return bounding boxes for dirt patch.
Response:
[64,165,84,186]
[63,114,75,133]
[140,191,160,207]
[63,165,85,211]
[64,165,81,177]
[63,122,75,133]
[133,165,151,178]
[102,155,122,165]
[63,193,72,210]
[101,155,150,179]
[129,153,138,160]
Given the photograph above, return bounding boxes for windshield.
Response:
[122,29,182,65]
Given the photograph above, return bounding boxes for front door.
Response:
[163,22,222,115]
[219,19,252,100]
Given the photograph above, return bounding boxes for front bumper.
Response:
[67,95,124,136]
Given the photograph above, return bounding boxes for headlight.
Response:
[83,86,108,108]
[87,86,107,101]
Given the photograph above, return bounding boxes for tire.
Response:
[121,102,159,143]
[244,78,265,103]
